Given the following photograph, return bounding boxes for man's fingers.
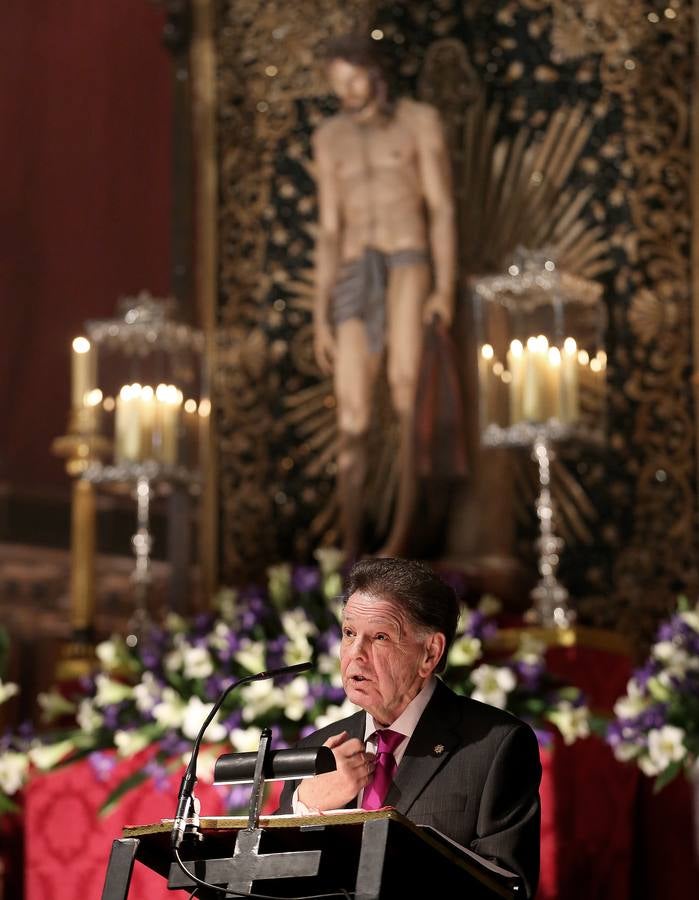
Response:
[323,731,350,749]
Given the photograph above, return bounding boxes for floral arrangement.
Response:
[607,597,699,789]
[1,554,591,816]
[444,597,591,747]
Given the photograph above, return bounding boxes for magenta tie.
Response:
[362,729,404,811]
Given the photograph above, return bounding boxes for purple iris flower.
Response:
[88,751,118,782]
[144,759,171,792]
[292,566,321,593]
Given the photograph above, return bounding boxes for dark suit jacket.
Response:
[277,679,542,898]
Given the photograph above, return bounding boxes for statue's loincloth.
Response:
[331,247,429,354]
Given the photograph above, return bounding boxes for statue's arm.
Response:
[312,127,340,373]
[415,105,456,325]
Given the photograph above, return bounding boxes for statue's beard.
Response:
[341,69,389,119]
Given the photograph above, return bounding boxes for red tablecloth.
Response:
[18,640,699,898]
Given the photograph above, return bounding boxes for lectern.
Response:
[101,809,522,899]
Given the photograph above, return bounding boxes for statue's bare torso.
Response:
[316,98,431,261]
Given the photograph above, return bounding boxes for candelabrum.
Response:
[473,248,607,627]
[68,292,207,638]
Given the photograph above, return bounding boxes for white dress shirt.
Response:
[292,676,438,814]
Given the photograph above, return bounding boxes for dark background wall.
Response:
[0,1,173,492]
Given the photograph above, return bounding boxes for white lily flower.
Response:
[613,678,650,719]
[28,739,75,770]
[210,622,234,652]
[613,740,640,762]
[94,674,133,708]
[315,698,360,730]
[182,696,227,742]
[514,633,546,665]
[165,613,188,633]
[448,635,482,667]
[470,664,516,709]
[213,588,238,622]
[313,547,344,577]
[37,690,76,721]
[323,572,344,603]
[638,754,662,777]
[95,638,125,672]
[235,638,266,674]
[546,701,590,746]
[113,729,152,758]
[0,751,29,795]
[153,687,186,729]
[133,672,163,714]
[267,563,292,605]
[230,726,263,753]
[0,679,19,705]
[283,635,314,667]
[182,645,214,681]
[679,609,699,632]
[478,594,502,616]
[647,725,686,772]
[240,680,284,723]
[282,677,310,721]
[282,609,317,641]
[318,642,343,687]
[77,699,104,734]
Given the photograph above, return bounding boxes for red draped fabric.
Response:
[0,1,171,488]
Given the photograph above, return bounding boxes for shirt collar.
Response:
[363,675,438,742]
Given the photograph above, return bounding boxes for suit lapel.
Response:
[342,709,366,809]
[383,680,461,815]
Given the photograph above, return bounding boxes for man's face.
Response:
[340,591,442,725]
[327,59,375,113]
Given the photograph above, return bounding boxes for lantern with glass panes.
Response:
[472,249,607,628]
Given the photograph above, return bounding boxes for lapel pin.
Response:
[433,743,445,756]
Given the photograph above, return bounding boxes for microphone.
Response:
[171,660,312,850]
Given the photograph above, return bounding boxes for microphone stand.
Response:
[171,660,312,850]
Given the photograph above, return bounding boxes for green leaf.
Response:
[0,791,19,815]
[99,769,151,817]
[653,760,683,793]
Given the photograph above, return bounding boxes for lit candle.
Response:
[139,385,156,460]
[157,384,182,465]
[115,384,142,463]
[506,339,524,425]
[183,398,198,468]
[560,337,579,424]
[546,346,561,420]
[71,337,94,408]
[479,343,494,426]
[522,336,541,421]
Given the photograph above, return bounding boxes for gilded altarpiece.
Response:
[204,0,697,645]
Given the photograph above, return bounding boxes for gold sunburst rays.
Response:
[458,95,611,279]
[513,452,598,548]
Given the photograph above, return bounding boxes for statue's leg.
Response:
[380,262,431,557]
[334,318,380,560]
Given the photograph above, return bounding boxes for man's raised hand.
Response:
[297,731,375,811]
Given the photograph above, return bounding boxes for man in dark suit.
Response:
[277,557,541,898]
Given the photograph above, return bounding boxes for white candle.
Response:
[522,336,542,421]
[115,384,142,463]
[71,337,94,408]
[479,344,494,426]
[560,337,579,424]
[157,383,182,465]
[506,339,524,425]
[139,385,156,459]
[546,346,562,420]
